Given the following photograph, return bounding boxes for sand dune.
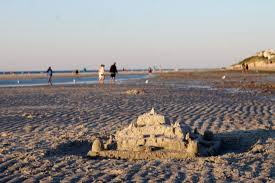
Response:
[0,72,274,182]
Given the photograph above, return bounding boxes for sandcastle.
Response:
[88,108,221,160]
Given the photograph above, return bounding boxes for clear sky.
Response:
[0,0,274,71]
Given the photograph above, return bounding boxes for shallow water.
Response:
[0,74,147,87]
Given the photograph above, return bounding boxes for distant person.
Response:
[245,64,249,72]
[73,69,80,84]
[46,66,53,86]
[109,62,118,83]
[148,67,153,74]
[98,64,105,84]
[242,63,246,73]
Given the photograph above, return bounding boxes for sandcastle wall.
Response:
[115,109,186,151]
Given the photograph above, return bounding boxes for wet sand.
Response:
[0,71,274,182]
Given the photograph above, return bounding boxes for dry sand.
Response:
[0,71,274,182]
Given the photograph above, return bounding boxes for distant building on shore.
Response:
[228,49,275,71]
[256,49,275,60]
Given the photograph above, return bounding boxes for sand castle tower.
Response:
[88,108,221,160]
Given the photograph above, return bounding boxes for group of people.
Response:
[242,63,249,73]
[46,62,118,86]
[98,62,118,84]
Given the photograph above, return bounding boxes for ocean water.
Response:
[0,69,151,75]
[0,74,148,87]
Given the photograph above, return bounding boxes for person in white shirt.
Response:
[98,64,105,84]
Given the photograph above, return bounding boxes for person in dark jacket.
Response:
[109,62,118,83]
[148,67,153,74]
[46,66,53,86]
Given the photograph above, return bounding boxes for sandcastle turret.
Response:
[91,138,103,153]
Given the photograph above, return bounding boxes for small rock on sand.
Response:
[23,125,33,133]
[126,89,145,95]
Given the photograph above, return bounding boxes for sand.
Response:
[0,71,274,182]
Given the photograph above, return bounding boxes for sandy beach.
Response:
[0,71,274,182]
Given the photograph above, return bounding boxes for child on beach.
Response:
[46,66,53,86]
[98,64,105,84]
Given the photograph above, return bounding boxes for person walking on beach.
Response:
[74,69,80,84]
[46,66,53,86]
[148,67,153,74]
[242,63,246,73]
[109,62,118,83]
[98,64,105,85]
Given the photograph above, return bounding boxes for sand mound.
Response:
[125,89,145,95]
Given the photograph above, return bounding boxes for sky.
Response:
[0,0,275,71]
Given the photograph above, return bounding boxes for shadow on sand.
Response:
[45,140,91,157]
[44,129,274,158]
[216,129,274,155]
